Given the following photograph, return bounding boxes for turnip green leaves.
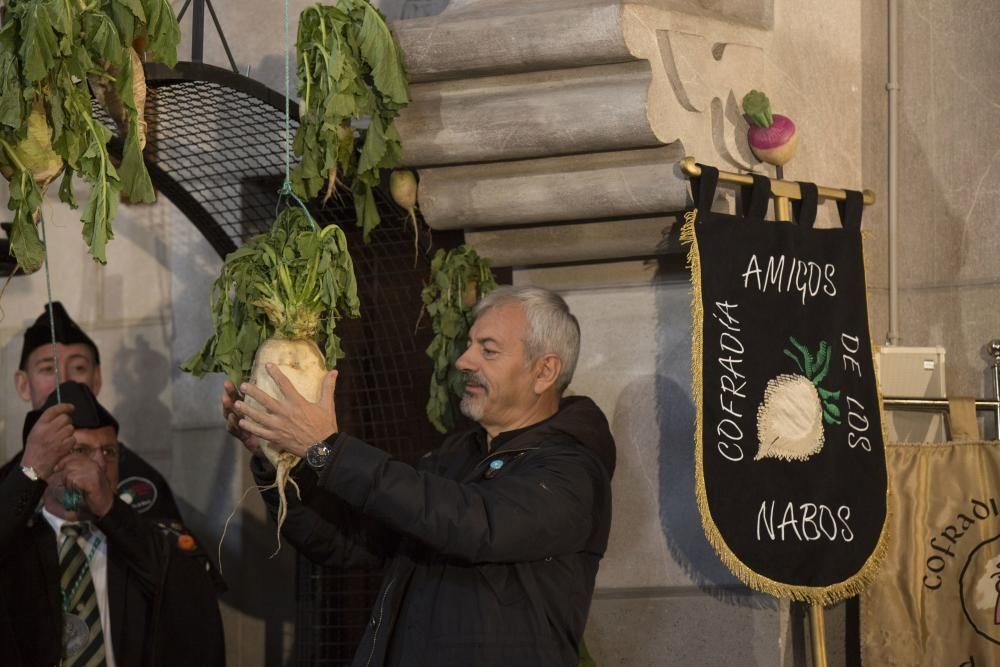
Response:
[292,1,408,242]
[420,246,497,433]
[182,209,361,385]
[0,0,179,272]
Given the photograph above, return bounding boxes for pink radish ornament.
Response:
[742,90,798,167]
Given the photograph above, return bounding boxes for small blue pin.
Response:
[484,458,506,479]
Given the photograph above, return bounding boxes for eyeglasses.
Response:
[70,444,119,461]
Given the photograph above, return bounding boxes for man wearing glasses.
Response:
[0,382,225,666]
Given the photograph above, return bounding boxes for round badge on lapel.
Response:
[484,458,505,479]
[117,476,158,513]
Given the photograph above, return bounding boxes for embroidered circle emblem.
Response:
[960,532,1000,645]
[117,476,159,514]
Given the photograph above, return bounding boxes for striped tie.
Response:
[59,523,106,666]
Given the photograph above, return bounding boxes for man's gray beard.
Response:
[459,394,484,422]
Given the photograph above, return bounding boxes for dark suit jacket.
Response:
[0,461,225,666]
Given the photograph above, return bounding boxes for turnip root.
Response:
[322,167,338,206]
[755,338,841,461]
[0,99,63,188]
[90,47,148,150]
[390,169,419,258]
[742,90,798,167]
[130,47,148,150]
[322,124,355,205]
[462,279,478,308]
[247,337,327,547]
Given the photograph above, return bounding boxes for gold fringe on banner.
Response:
[681,208,891,606]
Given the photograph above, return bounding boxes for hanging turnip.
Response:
[183,207,361,548]
[241,337,329,539]
[0,100,63,187]
[742,90,798,167]
[0,0,180,270]
[321,124,355,205]
[0,99,65,272]
[390,169,420,257]
[292,1,410,241]
[90,47,149,150]
[755,337,841,461]
[420,245,498,433]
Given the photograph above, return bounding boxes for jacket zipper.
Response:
[362,444,540,664]
[366,575,396,667]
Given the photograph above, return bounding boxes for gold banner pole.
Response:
[809,604,828,667]
[679,157,876,213]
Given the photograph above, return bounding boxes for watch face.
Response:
[308,443,330,468]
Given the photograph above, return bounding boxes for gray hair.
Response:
[473,286,580,393]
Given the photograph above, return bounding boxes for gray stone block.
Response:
[396,61,660,166]
[585,590,783,666]
[392,0,631,82]
[419,144,689,229]
[465,214,682,267]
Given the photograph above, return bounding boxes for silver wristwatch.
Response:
[20,464,40,481]
[306,441,334,471]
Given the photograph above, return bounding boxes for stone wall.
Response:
[862,0,1000,436]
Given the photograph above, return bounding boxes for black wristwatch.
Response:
[306,438,336,471]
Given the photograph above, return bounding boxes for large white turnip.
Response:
[183,208,360,555]
[755,338,841,461]
[247,338,327,536]
[756,374,825,461]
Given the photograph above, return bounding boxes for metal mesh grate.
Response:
[292,194,446,666]
[97,62,315,257]
[99,62,454,665]
[145,76,294,252]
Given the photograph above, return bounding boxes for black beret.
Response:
[19,302,100,371]
[22,381,119,446]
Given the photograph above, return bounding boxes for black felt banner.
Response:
[684,165,888,603]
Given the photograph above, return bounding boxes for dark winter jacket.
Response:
[255,395,616,667]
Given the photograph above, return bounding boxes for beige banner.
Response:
[862,441,1000,666]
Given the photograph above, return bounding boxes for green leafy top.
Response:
[421,245,497,433]
[292,0,409,242]
[182,208,362,385]
[138,0,182,66]
[741,89,774,129]
[0,0,180,273]
[784,337,842,426]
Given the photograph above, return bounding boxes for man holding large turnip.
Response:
[227,286,616,666]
